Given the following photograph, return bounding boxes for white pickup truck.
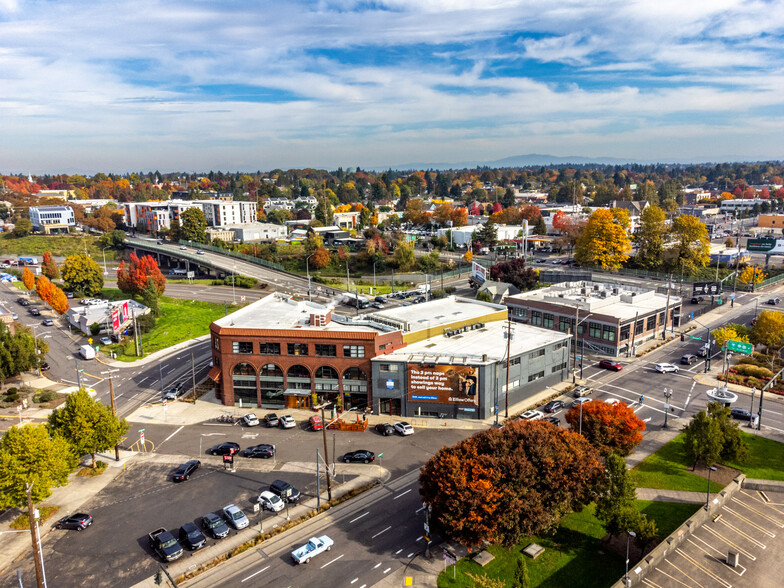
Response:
[291,535,333,564]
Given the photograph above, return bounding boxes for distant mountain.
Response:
[380,153,640,171]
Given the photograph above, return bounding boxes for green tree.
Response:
[0,425,77,509]
[533,215,547,236]
[595,452,637,534]
[169,219,181,242]
[0,323,48,388]
[266,209,293,225]
[682,410,722,469]
[475,220,498,248]
[48,389,129,469]
[706,402,748,463]
[61,254,104,296]
[417,251,440,273]
[574,209,632,270]
[141,277,160,318]
[394,241,416,271]
[635,205,666,270]
[99,229,126,249]
[513,553,530,588]
[476,291,493,302]
[12,217,32,237]
[668,214,710,274]
[180,208,207,243]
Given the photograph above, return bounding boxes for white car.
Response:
[519,410,544,421]
[222,504,249,530]
[393,421,414,435]
[240,413,259,427]
[655,363,679,373]
[605,398,621,406]
[571,398,590,408]
[99,336,112,346]
[258,491,285,512]
[279,415,296,429]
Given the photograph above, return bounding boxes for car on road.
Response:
[543,400,564,413]
[768,298,781,305]
[519,410,544,420]
[196,249,204,255]
[179,522,206,551]
[371,301,384,309]
[543,416,560,425]
[162,383,183,401]
[55,513,93,531]
[222,504,249,530]
[17,298,29,306]
[179,246,187,250]
[41,319,54,327]
[292,535,333,564]
[242,443,275,458]
[309,415,323,431]
[571,398,590,409]
[263,413,280,427]
[28,307,40,316]
[605,398,621,406]
[279,415,296,429]
[393,421,414,435]
[156,240,164,245]
[207,442,240,456]
[374,423,395,436]
[239,413,259,427]
[572,385,592,398]
[655,363,680,373]
[99,336,112,345]
[269,479,301,503]
[690,296,704,304]
[200,512,230,539]
[172,460,200,482]
[375,296,386,303]
[599,359,623,371]
[343,450,376,464]
[681,354,697,365]
[257,490,285,512]
[730,408,755,421]
[698,344,711,357]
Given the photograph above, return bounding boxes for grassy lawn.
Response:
[722,431,784,481]
[438,501,699,587]
[0,234,118,259]
[629,433,724,493]
[99,288,236,362]
[10,506,60,530]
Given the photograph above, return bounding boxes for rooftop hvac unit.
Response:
[581,288,588,295]
[612,288,619,295]
[594,285,600,291]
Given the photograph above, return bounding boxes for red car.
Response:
[599,359,623,371]
[309,415,323,431]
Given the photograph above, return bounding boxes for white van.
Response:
[79,345,96,360]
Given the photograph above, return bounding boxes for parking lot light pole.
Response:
[706,466,717,509]
[749,387,757,428]
[624,530,636,587]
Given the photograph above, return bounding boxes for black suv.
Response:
[179,522,206,550]
[269,479,300,503]
[207,442,240,456]
[200,513,229,539]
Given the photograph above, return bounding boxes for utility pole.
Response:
[107,373,120,461]
[662,274,671,339]
[191,352,197,402]
[629,311,639,357]
[316,448,321,509]
[504,317,512,418]
[75,357,82,390]
[572,306,580,382]
[320,405,332,501]
[26,484,45,588]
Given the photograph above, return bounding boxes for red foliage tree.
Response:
[42,251,59,279]
[419,421,603,548]
[564,400,646,456]
[552,210,573,234]
[116,253,166,298]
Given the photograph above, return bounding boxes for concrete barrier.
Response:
[609,474,746,587]
[741,478,784,492]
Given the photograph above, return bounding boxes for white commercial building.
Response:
[29,206,75,233]
[225,223,287,242]
[437,222,529,247]
[196,200,257,226]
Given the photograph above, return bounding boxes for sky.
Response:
[1,0,783,173]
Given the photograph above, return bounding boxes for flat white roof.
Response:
[372,321,569,365]
[370,296,506,332]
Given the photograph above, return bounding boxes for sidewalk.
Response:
[635,488,710,504]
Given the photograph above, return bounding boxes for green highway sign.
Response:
[727,340,753,354]
[689,336,703,341]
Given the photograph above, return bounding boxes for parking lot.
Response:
[642,489,784,588]
[6,420,471,588]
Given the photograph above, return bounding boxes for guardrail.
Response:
[177,240,287,272]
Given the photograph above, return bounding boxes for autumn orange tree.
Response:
[35,275,55,306]
[310,246,330,270]
[116,253,166,298]
[419,421,603,547]
[49,286,70,315]
[42,251,59,279]
[21,266,35,291]
[565,400,645,456]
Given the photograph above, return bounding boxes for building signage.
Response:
[111,309,120,331]
[471,262,486,285]
[692,282,722,296]
[747,238,776,252]
[408,364,478,405]
[385,379,395,390]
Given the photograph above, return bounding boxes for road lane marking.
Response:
[320,554,344,568]
[407,552,414,558]
[384,568,391,574]
[350,512,369,524]
[351,579,358,584]
[416,506,425,513]
[163,426,184,443]
[372,526,391,539]
[416,536,423,541]
[393,489,412,500]
[241,565,269,582]
[374,563,381,569]
[395,549,402,554]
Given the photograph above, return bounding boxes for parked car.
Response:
[519,410,544,420]
[179,522,206,550]
[605,398,621,406]
[570,398,590,409]
[655,363,680,373]
[11,313,18,320]
[598,359,623,371]
[309,415,323,431]
[55,513,93,531]
[172,460,200,482]
[730,408,755,421]
[279,415,296,429]
[148,528,183,561]
[291,535,333,565]
[207,442,240,456]
[200,512,230,539]
[17,298,29,306]
[374,423,394,436]
[543,416,560,425]
[222,504,249,530]
[41,319,54,327]
[681,354,697,365]
[393,421,414,436]
[572,385,592,398]
[263,413,280,427]
[768,298,781,305]
[343,450,376,464]
[99,336,112,345]
[269,479,301,503]
[28,308,40,316]
[257,490,285,512]
[242,443,275,459]
[543,400,564,413]
[239,413,259,427]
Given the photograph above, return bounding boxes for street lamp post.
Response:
[306,253,314,302]
[706,466,717,509]
[663,388,673,428]
[102,246,111,277]
[624,530,637,587]
[232,265,236,305]
[749,387,757,428]
[579,399,584,435]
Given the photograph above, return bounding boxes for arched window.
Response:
[287,365,311,390]
[258,363,284,408]
[232,363,257,407]
[342,367,367,393]
[259,363,283,378]
[314,365,339,391]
